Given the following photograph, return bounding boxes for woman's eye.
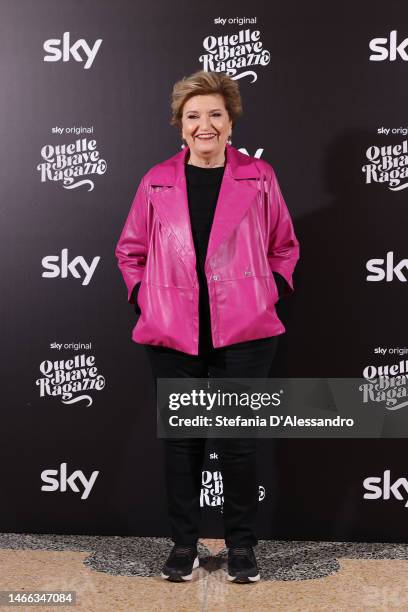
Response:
[186,113,222,118]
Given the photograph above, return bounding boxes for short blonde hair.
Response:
[170,70,243,130]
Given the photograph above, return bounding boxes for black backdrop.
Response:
[2,0,408,542]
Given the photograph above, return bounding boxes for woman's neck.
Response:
[186,149,225,168]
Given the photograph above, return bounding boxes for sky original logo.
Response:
[50,342,92,351]
[199,28,270,81]
[214,17,257,26]
[43,32,102,69]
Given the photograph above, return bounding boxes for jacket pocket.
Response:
[133,282,195,353]
[212,275,282,345]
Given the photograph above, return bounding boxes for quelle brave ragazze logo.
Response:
[199,28,270,81]
[362,139,408,191]
[36,353,105,406]
[37,138,107,190]
[360,357,408,411]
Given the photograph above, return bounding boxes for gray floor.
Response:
[1,533,408,581]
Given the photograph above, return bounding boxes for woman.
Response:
[115,70,299,583]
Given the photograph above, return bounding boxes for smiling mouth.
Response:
[195,133,217,140]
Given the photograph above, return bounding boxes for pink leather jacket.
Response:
[115,143,300,355]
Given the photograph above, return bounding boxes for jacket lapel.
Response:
[148,143,261,276]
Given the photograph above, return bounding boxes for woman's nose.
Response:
[200,119,212,130]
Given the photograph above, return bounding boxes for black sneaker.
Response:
[227,545,260,583]
[160,544,199,582]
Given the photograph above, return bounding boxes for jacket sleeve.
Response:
[267,168,300,297]
[115,175,149,304]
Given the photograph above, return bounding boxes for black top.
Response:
[185,162,225,353]
[131,161,288,353]
[185,162,224,275]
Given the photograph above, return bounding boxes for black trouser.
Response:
[144,334,279,549]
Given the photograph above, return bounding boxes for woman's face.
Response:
[181,93,232,159]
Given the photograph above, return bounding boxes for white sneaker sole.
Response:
[227,572,260,583]
[161,556,199,581]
